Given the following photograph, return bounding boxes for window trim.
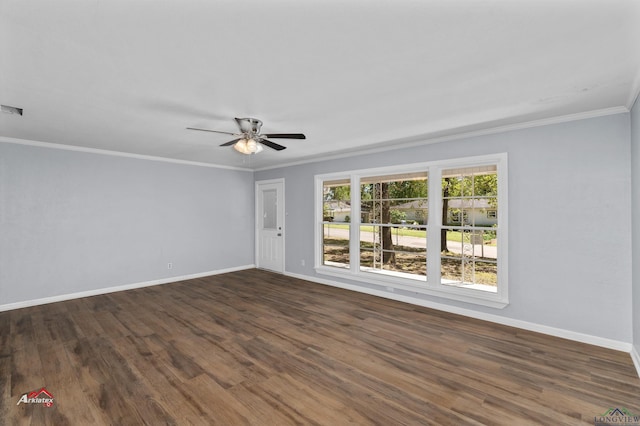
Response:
[314,153,508,309]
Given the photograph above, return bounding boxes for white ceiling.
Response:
[1,0,639,170]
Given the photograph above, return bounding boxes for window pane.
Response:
[323,179,351,223]
[359,225,427,278]
[359,172,428,281]
[442,166,498,199]
[441,228,497,292]
[323,179,351,269]
[441,164,498,292]
[323,223,349,268]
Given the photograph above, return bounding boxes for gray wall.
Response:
[632,98,640,356]
[0,142,254,306]
[256,113,633,342]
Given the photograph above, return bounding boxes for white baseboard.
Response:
[631,345,640,378]
[0,264,255,312]
[284,271,633,354]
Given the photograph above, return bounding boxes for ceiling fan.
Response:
[187,117,305,154]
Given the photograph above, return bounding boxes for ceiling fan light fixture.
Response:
[233,138,263,155]
[233,138,248,154]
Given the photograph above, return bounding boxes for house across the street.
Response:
[324,199,497,226]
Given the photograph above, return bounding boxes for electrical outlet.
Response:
[167,263,172,270]
[301,259,305,266]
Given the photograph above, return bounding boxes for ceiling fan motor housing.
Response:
[236,117,262,135]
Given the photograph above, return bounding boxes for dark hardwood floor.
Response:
[1,269,638,425]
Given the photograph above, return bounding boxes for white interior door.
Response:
[256,179,284,272]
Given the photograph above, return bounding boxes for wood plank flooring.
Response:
[1,268,639,425]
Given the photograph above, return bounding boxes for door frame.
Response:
[255,178,285,273]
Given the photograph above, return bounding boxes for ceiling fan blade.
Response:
[220,138,241,147]
[262,133,306,139]
[260,139,287,151]
[186,127,239,136]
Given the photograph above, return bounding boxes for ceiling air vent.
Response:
[1,105,23,115]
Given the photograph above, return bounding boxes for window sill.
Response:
[315,266,508,309]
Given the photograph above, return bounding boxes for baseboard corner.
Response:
[631,345,640,379]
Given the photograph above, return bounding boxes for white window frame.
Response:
[314,153,508,308]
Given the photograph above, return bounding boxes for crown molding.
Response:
[0,136,253,172]
[2,105,630,173]
[255,106,629,172]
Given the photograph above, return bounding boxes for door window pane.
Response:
[262,189,277,230]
